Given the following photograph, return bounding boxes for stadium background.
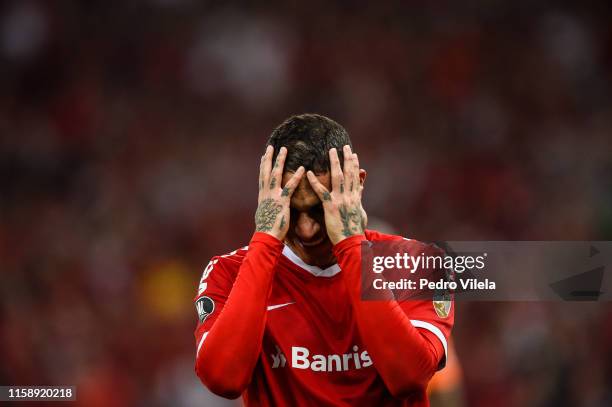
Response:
[1,1,611,406]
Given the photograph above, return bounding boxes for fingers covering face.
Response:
[269,147,287,189]
[260,145,273,187]
[306,170,331,202]
[309,145,360,200]
[329,148,343,193]
[342,145,352,176]
[262,145,359,199]
[353,153,361,192]
[342,145,359,192]
[259,145,305,199]
[259,146,290,191]
[282,166,305,198]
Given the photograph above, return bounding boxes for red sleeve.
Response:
[334,235,454,398]
[194,232,283,399]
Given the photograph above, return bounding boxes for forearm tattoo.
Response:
[255,198,282,232]
[339,204,363,237]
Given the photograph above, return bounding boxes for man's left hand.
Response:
[307,145,367,245]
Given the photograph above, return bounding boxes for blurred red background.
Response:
[1,1,611,406]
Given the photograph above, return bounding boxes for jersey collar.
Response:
[282,245,341,277]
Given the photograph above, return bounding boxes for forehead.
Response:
[282,172,330,211]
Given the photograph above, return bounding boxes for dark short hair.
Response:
[267,113,352,174]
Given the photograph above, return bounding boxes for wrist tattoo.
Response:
[339,204,363,238]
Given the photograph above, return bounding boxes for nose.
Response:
[294,212,321,242]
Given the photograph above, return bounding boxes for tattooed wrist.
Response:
[338,204,364,238]
[255,198,282,232]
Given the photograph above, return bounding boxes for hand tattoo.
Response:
[255,198,282,232]
[339,204,363,238]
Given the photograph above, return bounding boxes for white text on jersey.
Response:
[271,346,373,372]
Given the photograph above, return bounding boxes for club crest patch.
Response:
[433,292,452,319]
[195,296,215,323]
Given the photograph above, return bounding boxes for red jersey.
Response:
[194,230,454,406]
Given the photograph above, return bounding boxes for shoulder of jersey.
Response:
[196,245,249,297]
[211,245,249,268]
[365,229,445,256]
[203,245,249,277]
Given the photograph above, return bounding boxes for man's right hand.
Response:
[255,145,304,241]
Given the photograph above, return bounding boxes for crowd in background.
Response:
[1,1,611,406]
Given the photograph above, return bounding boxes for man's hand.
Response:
[255,145,305,241]
[307,145,366,245]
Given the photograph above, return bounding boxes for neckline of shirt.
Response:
[281,244,341,278]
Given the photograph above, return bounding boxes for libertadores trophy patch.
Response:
[195,296,215,323]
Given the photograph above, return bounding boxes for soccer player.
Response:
[193,114,454,406]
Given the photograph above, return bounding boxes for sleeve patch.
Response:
[195,296,215,323]
[433,292,452,319]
